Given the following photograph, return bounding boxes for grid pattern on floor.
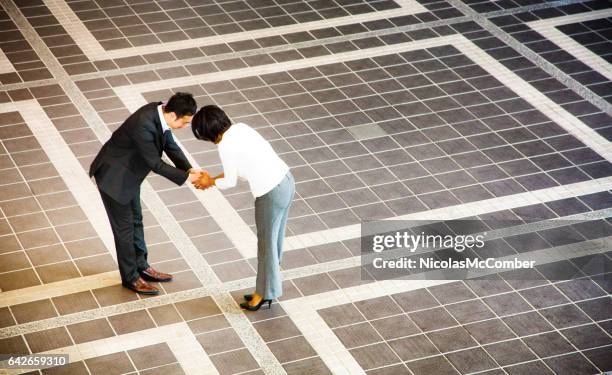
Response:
[66,0,401,48]
[72,28,612,282]
[0,0,611,374]
[0,111,115,290]
[318,273,611,374]
[0,5,52,84]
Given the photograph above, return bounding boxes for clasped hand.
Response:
[188,169,214,190]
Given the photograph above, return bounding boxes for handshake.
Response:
[188,169,215,190]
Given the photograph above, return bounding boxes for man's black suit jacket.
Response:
[89,102,192,204]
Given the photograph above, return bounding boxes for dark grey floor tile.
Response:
[592,274,612,295]
[437,138,476,155]
[571,220,612,241]
[467,165,509,183]
[335,316,384,348]
[555,278,607,301]
[435,170,477,189]
[409,307,457,332]
[391,289,438,312]
[268,336,317,364]
[428,282,476,304]
[329,266,374,288]
[281,248,317,270]
[466,275,513,296]
[338,188,380,207]
[351,202,394,220]
[355,296,402,320]
[283,357,331,375]
[389,163,429,181]
[308,242,352,263]
[427,327,477,352]
[517,173,559,190]
[406,355,459,375]
[11,300,57,324]
[523,331,575,357]
[292,273,337,296]
[583,345,612,372]
[366,364,411,375]
[544,352,599,375]
[578,191,612,210]
[419,190,461,209]
[188,315,231,334]
[538,225,585,247]
[296,179,333,198]
[503,311,554,336]
[67,319,114,344]
[446,347,498,374]
[197,329,244,355]
[481,146,522,164]
[349,342,401,370]
[253,316,301,343]
[453,184,496,203]
[446,299,495,324]
[499,159,540,177]
[371,182,411,201]
[519,285,569,308]
[387,196,428,215]
[319,209,360,228]
[310,160,350,178]
[403,176,445,195]
[407,144,447,161]
[387,334,439,361]
[536,260,584,281]
[209,348,259,374]
[421,157,460,174]
[325,173,365,191]
[374,149,413,166]
[85,352,135,375]
[484,339,536,366]
[370,314,420,340]
[549,167,591,184]
[512,204,556,222]
[504,360,553,375]
[562,323,612,350]
[288,215,327,234]
[505,232,550,253]
[577,297,611,321]
[484,178,526,197]
[318,304,364,328]
[42,361,89,375]
[474,238,516,258]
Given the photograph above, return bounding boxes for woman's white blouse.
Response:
[215,123,289,198]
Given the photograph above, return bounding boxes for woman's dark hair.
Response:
[192,105,232,142]
[165,92,197,117]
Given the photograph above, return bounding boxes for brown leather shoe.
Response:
[125,277,159,295]
[140,267,173,282]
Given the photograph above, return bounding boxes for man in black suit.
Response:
[90,92,207,295]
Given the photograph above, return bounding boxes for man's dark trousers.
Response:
[99,188,149,285]
[89,102,191,285]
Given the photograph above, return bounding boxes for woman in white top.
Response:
[191,105,294,311]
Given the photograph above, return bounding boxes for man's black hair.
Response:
[164,92,197,117]
[192,105,232,142]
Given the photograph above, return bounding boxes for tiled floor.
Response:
[0,0,610,374]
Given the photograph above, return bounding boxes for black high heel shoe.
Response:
[240,299,272,311]
[243,294,253,301]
